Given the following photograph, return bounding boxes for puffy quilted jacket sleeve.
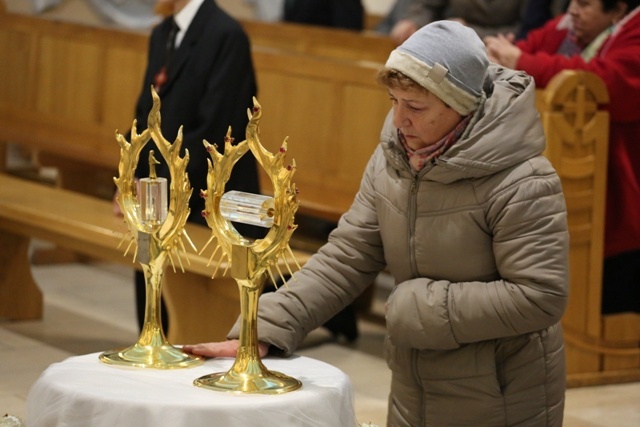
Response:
[227,147,388,355]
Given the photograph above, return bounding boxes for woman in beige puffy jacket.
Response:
[185,21,570,427]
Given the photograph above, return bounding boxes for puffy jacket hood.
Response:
[381,64,546,184]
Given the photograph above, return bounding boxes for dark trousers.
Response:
[601,249,640,314]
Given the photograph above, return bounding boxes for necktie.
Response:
[165,19,179,65]
[154,19,179,91]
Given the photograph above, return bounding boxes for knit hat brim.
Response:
[385,50,479,116]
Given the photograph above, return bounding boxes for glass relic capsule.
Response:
[138,150,168,226]
[139,176,168,225]
[220,190,275,228]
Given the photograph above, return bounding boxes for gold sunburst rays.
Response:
[114,86,195,271]
[199,97,301,284]
[100,86,202,369]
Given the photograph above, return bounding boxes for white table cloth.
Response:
[27,352,357,426]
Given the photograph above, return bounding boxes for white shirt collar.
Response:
[174,0,205,48]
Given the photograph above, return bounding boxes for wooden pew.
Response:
[0,7,143,201]
[0,6,386,342]
[250,47,389,220]
[0,7,391,222]
[240,19,395,64]
[537,70,640,386]
[0,173,311,344]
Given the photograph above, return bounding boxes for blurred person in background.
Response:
[377,0,529,44]
[283,0,364,30]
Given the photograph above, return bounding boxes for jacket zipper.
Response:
[409,159,433,277]
[408,176,419,278]
[408,175,428,425]
[410,162,437,427]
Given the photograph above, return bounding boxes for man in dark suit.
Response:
[131,0,260,331]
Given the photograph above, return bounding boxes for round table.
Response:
[27,352,357,427]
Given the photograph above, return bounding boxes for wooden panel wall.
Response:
[539,71,609,374]
[251,47,389,219]
[0,13,146,169]
[0,9,391,219]
[241,19,395,63]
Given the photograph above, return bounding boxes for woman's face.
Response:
[568,0,625,46]
[389,86,463,151]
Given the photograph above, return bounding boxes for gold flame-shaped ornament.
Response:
[100,87,202,369]
[194,98,302,393]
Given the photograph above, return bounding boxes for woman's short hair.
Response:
[376,68,425,92]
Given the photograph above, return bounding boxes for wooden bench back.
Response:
[240,19,395,64]
[0,8,390,220]
[251,46,389,219]
[0,11,145,168]
[537,71,640,384]
[538,70,610,356]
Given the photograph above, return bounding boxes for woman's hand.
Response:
[182,340,270,358]
[484,33,521,69]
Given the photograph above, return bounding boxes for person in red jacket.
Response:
[485,0,640,314]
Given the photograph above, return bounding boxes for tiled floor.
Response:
[1,249,639,426]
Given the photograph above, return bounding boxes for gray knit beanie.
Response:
[385,21,489,116]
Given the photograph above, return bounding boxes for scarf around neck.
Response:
[399,114,472,172]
